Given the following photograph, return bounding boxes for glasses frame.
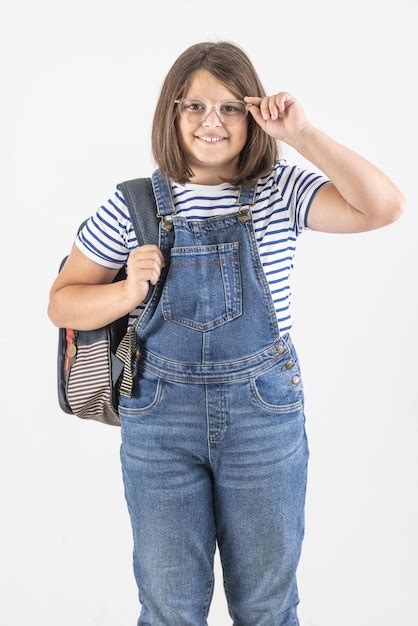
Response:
[174,98,249,125]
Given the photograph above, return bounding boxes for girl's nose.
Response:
[202,108,223,126]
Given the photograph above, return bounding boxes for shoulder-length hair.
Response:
[151,41,281,187]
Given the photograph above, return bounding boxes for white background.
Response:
[2,1,417,624]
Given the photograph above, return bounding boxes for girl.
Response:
[48,41,405,625]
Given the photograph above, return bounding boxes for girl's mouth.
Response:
[195,136,227,144]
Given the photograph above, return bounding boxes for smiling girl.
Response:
[48,41,405,625]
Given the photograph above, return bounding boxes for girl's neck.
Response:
[180,180,232,189]
[184,159,239,185]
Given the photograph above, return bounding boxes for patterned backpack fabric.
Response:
[57,176,160,426]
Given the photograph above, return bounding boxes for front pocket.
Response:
[118,366,164,416]
[249,358,304,414]
[161,242,242,331]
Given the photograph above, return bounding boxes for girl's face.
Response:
[176,69,249,184]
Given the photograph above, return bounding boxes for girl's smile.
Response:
[194,135,228,143]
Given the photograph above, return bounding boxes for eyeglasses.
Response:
[174,98,248,125]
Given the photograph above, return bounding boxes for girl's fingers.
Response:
[244,94,288,123]
[263,97,273,120]
[243,96,262,103]
[244,94,289,118]
[244,96,269,119]
[275,94,283,115]
[247,103,264,124]
[246,96,279,121]
[269,96,278,120]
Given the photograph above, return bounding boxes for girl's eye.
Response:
[222,105,238,113]
[185,102,204,111]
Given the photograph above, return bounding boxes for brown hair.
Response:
[151,41,281,187]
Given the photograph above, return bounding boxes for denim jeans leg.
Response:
[211,377,310,626]
[119,378,217,626]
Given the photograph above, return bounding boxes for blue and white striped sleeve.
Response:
[74,188,132,268]
[275,161,331,235]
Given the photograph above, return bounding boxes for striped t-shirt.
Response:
[75,159,330,334]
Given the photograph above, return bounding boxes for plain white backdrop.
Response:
[2,1,417,624]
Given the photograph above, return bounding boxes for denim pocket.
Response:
[161,242,242,331]
[118,366,164,416]
[249,357,304,414]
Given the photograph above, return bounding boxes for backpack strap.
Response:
[115,177,160,398]
[116,177,159,305]
[116,177,159,247]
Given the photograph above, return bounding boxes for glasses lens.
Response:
[180,99,247,125]
[219,101,247,124]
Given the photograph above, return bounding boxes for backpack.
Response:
[56,176,162,426]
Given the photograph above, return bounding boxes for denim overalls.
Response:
[118,167,310,626]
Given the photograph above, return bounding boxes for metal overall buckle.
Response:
[156,206,174,231]
[161,217,173,232]
[237,204,252,223]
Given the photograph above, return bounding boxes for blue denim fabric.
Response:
[118,168,310,625]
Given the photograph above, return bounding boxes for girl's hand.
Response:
[122,244,166,307]
[243,92,313,144]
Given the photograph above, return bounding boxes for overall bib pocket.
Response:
[161,242,242,331]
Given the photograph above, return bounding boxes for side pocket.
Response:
[250,358,304,414]
[118,366,164,416]
[66,338,112,418]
